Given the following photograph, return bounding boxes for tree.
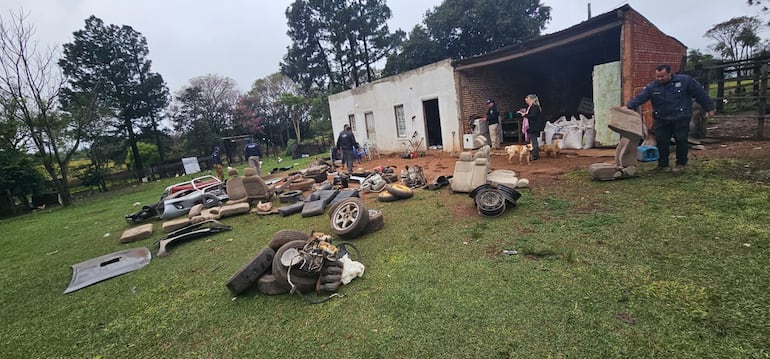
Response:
[748,0,770,26]
[382,25,445,76]
[239,73,319,154]
[686,49,716,71]
[0,148,45,214]
[0,10,84,206]
[59,15,169,179]
[170,74,240,156]
[281,0,405,92]
[278,93,310,144]
[385,0,551,74]
[704,16,764,62]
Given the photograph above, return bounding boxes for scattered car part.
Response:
[376,191,400,202]
[119,223,154,243]
[474,188,507,217]
[385,183,414,199]
[225,247,275,296]
[330,197,370,239]
[278,190,304,203]
[365,209,385,233]
[125,205,158,224]
[277,201,305,216]
[496,184,522,206]
[257,273,289,295]
[272,240,319,292]
[287,177,315,191]
[301,199,326,217]
[64,247,151,294]
[156,219,232,257]
[268,229,309,251]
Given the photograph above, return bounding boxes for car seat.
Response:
[588,107,646,180]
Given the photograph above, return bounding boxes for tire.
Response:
[377,191,400,202]
[317,281,341,293]
[268,229,309,251]
[386,183,414,199]
[330,197,370,239]
[288,178,315,191]
[318,274,342,285]
[257,273,289,295]
[278,190,304,203]
[320,265,343,276]
[225,247,275,296]
[382,173,399,183]
[272,240,319,292]
[328,197,354,218]
[365,209,384,233]
[475,188,506,217]
[313,172,328,183]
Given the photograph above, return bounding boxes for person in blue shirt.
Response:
[244,138,263,176]
[625,64,716,173]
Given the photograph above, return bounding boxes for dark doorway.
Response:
[423,99,442,147]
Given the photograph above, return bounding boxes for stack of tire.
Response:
[469,184,521,217]
[225,229,347,296]
[376,183,414,202]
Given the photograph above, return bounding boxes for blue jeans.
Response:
[341,149,355,172]
[528,132,540,159]
[654,117,689,167]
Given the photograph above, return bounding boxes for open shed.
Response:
[328,4,686,153]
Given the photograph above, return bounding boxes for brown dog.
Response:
[541,139,561,158]
[505,143,533,165]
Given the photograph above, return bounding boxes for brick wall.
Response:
[623,10,686,128]
[456,69,532,134]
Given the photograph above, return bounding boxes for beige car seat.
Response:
[242,167,275,204]
[225,168,249,204]
[450,145,491,193]
[588,107,646,180]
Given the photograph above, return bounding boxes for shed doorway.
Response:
[423,99,443,148]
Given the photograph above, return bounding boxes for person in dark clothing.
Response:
[484,98,501,149]
[244,138,263,176]
[336,124,358,173]
[515,94,544,160]
[625,64,716,173]
[211,146,224,181]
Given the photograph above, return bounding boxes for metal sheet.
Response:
[593,61,622,146]
[64,247,151,294]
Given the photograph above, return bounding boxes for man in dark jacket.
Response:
[244,138,262,176]
[336,124,358,173]
[625,64,716,173]
[211,146,224,181]
[484,98,500,149]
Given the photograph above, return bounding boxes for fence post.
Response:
[716,66,725,113]
[757,63,767,138]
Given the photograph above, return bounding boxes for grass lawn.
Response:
[1,157,768,358]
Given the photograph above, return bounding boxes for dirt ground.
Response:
[346,139,770,190]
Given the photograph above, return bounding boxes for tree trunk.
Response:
[125,118,144,180]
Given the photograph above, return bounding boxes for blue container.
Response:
[637,145,659,162]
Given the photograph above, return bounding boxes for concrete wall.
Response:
[328,59,461,153]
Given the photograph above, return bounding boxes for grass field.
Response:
[1,157,768,358]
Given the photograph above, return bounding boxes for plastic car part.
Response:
[64,247,151,294]
[156,219,232,257]
[225,247,275,296]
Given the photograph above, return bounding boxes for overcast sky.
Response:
[1,0,764,94]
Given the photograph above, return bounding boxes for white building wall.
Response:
[328,59,460,153]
